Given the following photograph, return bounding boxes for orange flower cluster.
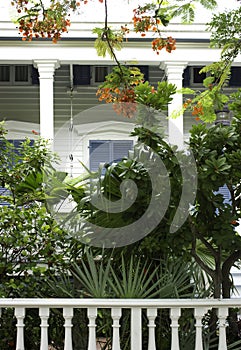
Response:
[120,25,130,37]
[18,17,71,42]
[132,12,160,36]
[12,0,105,42]
[97,87,137,118]
[183,98,192,109]
[165,36,176,53]
[191,102,204,120]
[151,36,176,54]
[97,87,135,103]
[113,102,137,118]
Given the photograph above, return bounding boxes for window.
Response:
[192,67,206,84]
[73,65,107,86]
[73,65,149,86]
[183,66,241,88]
[15,65,29,82]
[91,66,111,85]
[183,66,206,87]
[93,66,109,83]
[0,65,10,82]
[89,140,133,172]
[229,67,241,87]
[0,65,31,85]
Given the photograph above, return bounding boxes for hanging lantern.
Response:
[214,105,231,126]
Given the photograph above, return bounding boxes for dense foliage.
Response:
[67,108,241,300]
[0,122,81,298]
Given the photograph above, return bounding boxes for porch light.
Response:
[214,105,231,126]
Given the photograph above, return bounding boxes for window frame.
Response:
[90,66,111,85]
[189,66,206,86]
[0,65,31,85]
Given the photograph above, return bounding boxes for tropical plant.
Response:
[62,117,241,337]
[0,122,89,349]
[46,247,211,350]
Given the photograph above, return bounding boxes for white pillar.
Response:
[170,307,181,350]
[87,307,97,350]
[147,308,157,350]
[131,307,142,350]
[160,62,188,149]
[15,307,25,350]
[39,307,49,350]
[63,307,73,350]
[33,59,60,142]
[194,307,205,350]
[218,307,228,350]
[111,307,121,350]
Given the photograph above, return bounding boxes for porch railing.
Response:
[1,298,241,350]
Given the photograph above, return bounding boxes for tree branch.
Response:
[222,249,241,277]
[103,0,122,73]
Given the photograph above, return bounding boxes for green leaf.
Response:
[203,76,215,88]
[178,87,196,95]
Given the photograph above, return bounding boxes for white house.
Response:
[1,0,241,169]
[1,1,241,349]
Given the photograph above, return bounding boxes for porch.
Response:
[2,298,241,350]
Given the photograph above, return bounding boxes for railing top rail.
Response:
[0,298,241,308]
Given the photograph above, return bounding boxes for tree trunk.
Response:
[208,263,223,349]
[222,269,231,299]
[221,251,241,344]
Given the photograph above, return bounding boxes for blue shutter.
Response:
[31,66,39,85]
[112,140,133,163]
[217,184,231,205]
[89,141,110,172]
[183,67,190,87]
[0,187,11,206]
[73,65,91,85]
[89,140,133,172]
[0,139,34,206]
[138,65,149,81]
[214,184,232,215]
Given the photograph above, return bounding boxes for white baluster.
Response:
[87,307,97,350]
[218,307,228,350]
[111,307,121,350]
[39,307,49,350]
[194,307,205,350]
[131,307,142,350]
[15,307,25,350]
[147,308,157,350]
[170,307,181,350]
[63,307,73,350]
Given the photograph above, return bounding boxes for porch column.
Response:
[160,62,187,148]
[33,59,60,142]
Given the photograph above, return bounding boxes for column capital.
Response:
[33,59,60,78]
[160,61,188,77]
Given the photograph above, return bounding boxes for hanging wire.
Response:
[69,64,74,178]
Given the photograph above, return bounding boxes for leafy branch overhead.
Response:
[10,0,241,124]
[12,0,217,52]
[96,65,176,119]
